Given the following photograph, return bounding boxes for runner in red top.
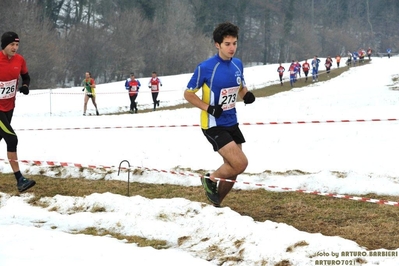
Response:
[0,31,35,192]
[325,56,333,75]
[125,73,141,113]
[302,60,310,82]
[148,71,162,111]
[335,55,341,68]
[277,63,285,86]
[288,63,297,87]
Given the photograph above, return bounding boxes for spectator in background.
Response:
[277,63,285,85]
[311,55,320,82]
[387,48,391,58]
[0,31,36,192]
[335,54,341,68]
[302,59,310,82]
[367,47,372,60]
[148,71,162,111]
[125,73,141,113]
[82,71,99,116]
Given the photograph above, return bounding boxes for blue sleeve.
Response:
[186,65,203,91]
[125,79,130,89]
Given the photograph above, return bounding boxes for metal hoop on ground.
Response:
[118,160,131,196]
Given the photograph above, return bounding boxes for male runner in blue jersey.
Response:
[184,22,255,207]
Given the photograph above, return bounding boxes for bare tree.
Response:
[1,0,399,88]
[105,8,151,80]
[0,0,66,89]
[144,0,212,76]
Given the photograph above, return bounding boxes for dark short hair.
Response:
[130,73,134,76]
[213,22,239,44]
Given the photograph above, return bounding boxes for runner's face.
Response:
[2,42,19,57]
[216,35,237,60]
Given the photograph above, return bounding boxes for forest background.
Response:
[1,0,397,89]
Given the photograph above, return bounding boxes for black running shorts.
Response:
[202,123,246,151]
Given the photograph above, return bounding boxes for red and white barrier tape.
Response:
[1,158,398,207]
[14,124,200,131]
[13,118,399,131]
[242,118,399,125]
[24,89,181,96]
[213,177,399,207]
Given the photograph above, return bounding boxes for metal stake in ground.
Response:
[118,160,131,196]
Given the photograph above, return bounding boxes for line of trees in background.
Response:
[1,0,398,89]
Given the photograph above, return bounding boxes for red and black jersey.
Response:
[277,66,285,76]
[0,52,28,111]
[148,77,162,92]
[288,64,297,76]
[127,79,141,96]
[325,58,333,68]
[302,62,310,71]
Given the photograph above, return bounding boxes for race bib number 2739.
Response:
[0,79,17,99]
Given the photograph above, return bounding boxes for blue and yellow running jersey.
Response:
[186,54,245,129]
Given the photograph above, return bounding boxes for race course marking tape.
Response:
[13,118,399,131]
[1,158,398,207]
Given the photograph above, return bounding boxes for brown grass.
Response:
[4,60,395,253]
[1,171,398,251]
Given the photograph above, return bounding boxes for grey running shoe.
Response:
[17,177,36,192]
[201,173,219,206]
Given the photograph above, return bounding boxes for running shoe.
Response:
[201,173,219,206]
[17,177,36,192]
